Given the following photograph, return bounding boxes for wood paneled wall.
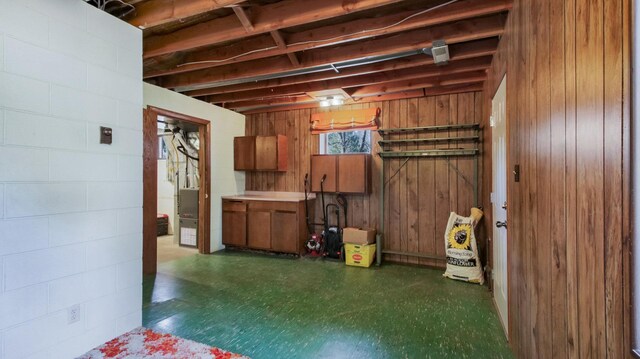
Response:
[483,0,631,357]
[245,92,484,266]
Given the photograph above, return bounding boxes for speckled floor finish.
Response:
[143,251,513,359]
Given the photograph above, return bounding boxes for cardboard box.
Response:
[343,227,377,245]
[345,243,376,268]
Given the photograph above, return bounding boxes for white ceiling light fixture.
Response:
[331,96,345,106]
[319,96,344,108]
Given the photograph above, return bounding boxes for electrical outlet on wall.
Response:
[68,304,81,324]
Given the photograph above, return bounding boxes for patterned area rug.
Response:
[78,327,249,359]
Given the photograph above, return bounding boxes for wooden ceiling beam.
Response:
[270,30,300,67]
[232,6,254,31]
[237,83,483,114]
[202,58,492,103]
[144,0,511,77]
[162,15,506,90]
[185,38,498,97]
[220,95,317,109]
[422,82,484,96]
[143,0,406,58]
[235,89,425,113]
[297,15,504,66]
[347,70,487,97]
[129,0,246,29]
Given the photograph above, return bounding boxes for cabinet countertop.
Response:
[222,191,315,202]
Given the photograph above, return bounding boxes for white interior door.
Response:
[491,75,508,335]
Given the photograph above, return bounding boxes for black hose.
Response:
[320,174,328,232]
[336,193,348,228]
[303,174,312,233]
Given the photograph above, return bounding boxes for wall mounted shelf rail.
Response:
[376,123,481,266]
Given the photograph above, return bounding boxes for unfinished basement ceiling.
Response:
[125,0,512,113]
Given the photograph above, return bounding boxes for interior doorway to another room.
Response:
[143,107,211,274]
[156,115,199,263]
[491,75,508,337]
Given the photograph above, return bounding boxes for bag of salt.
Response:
[443,208,484,284]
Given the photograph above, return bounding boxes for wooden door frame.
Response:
[143,106,211,274]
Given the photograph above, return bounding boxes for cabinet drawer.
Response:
[222,200,247,212]
[248,201,298,212]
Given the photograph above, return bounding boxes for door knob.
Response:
[496,221,507,229]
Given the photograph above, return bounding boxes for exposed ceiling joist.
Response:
[185,39,498,97]
[203,58,491,103]
[232,6,254,31]
[142,0,406,58]
[347,70,487,97]
[144,0,511,77]
[220,73,483,109]
[270,30,300,67]
[222,95,317,109]
[296,14,503,71]
[236,90,426,113]
[161,14,506,90]
[135,0,511,113]
[129,0,246,29]
[237,83,484,113]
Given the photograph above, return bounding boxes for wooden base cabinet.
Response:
[222,199,312,255]
[222,200,246,246]
[271,211,298,253]
[247,210,272,249]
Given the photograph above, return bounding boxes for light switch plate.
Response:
[100,126,112,145]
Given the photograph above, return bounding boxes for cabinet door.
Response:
[271,211,298,254]
[311,155,337,192]
[247,211,272,249]
[255,136,278,170]
[222,211,246,246]
[338,154,369,193]
[275,135,288,171]
[234,136,256,170]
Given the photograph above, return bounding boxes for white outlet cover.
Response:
[68,304,81,324]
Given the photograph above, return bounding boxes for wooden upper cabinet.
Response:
[311,155,337,192]
[234,135,287,172]
[234,136,255,170]
[338,154,370,193]
[311,154,370,194]
[255,136,277,170]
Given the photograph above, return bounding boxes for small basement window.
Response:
[319,130,371,154]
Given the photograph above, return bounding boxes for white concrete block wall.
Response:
[0,1,143,358]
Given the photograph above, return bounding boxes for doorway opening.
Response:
[143,107,211,274]
[491,74,509,337]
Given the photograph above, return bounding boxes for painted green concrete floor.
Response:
[143,251,513,359]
